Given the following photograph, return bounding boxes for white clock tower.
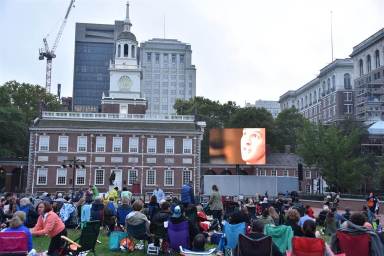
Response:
[101,2,147,114]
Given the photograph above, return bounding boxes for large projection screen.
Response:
[209,128,266,165]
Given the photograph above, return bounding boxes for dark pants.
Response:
[48,229,67,256]
[211,210,223,230]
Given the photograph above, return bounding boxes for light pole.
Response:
[62,156,85,200]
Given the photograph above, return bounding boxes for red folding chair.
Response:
[0,231,28,255]
[336,231,370,256]
[290,237,325,256]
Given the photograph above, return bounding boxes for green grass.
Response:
[33,228,147,255]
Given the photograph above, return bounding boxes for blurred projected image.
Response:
[209,128,266,165]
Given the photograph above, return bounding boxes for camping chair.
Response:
[61,220,101,256]
[219,221,246,256]
[236,234,272,256]
[335,231,370,256]
[126,221,149,252]
[180,246,217,256]
[168,220,190,252]
[0,231,28,256]
[289,237,325,256]
[264,224,293,253]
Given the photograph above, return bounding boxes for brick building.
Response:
[26,112,205,196]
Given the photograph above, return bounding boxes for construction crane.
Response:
[39,0,76,93]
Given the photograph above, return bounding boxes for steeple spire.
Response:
[124,1,132,32]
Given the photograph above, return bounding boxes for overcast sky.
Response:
[1,0,383,105]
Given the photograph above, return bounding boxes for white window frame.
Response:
[345,92,352,102]
[271,169,277,176]
[112,137,122,152]
[75,168,86,185]
[164,169,174,186]
[58,136,69,152]
[128,169,138,185]
[305,170,311,179]
[283,170,289,176]
[39,135,49,152]
[183,139,192,154]
[146,168,156,186]
[94,169,104,185]
[147,138,157,154]
[77,136,87,152]
[165,138,175,154]
[96,136,106,152]
[129,137,139,153]
[36,168,48,185]
[182,169,192,185]
[56,168,67,185]
[305,184,311,193]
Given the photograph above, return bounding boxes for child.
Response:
[192,233,206,251]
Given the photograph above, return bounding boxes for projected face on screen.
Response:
[240,128,266,165]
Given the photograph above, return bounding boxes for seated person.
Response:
[245,220,282,256]
[126,200,150,236]
[169,205,199,244]
[229,206,250,225]
[257,208,275,226]
[302,219,334,256]
[285,209,303,237]
[2,211,33,252]
[116,196,132,226]
[150,201,172,246]
[192,233,206,252]
[331,212,384,255]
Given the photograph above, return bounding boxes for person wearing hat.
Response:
[3,211,33,252]
[169,205,199,244]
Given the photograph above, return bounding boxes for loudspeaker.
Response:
[298,163,303,181]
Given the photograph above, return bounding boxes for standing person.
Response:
[31,202,67,255]
[153,186,165,203]
[147,195,160,221]
[367,192,378,223]
[208,185,223,226]
[181,181,195,208]
[108,187,119,202]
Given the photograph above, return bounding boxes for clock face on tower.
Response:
[118,76,132,91]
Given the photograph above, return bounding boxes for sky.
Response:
[0,0,383,106]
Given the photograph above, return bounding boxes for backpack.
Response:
[367,198,374,208]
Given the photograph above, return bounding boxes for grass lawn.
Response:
[33,228,148,255]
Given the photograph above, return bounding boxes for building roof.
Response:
[350,28,384,57]
[118,31,137,41]
[367,121,384,135]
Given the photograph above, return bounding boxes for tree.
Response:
[0,106,28,157]
[297,122,365,193]
[0,80,61,123]
[0,81,61,157]
[274,108,307,152]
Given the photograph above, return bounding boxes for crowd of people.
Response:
[0,185,383,255]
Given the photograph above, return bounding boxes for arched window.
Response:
[124,44,128,57]
[309,93,312,105]
[318,88,321,99]
[359,59,364,76]
[344,73,351,89]
[327,78,331,93]
[375,50,380,68]
[131,45,135,58]
[322,82,326,96]
[367,55,371,73]
[314,91,317,102]
[332,75,336,91]
[117,44,121,57]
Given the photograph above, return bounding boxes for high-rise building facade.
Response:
[72,3,196,114]
[252,100,281,118]
[140,39,196,114]
[280,59,354,124]
[350,28,384,122]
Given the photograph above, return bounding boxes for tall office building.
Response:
[72,3,196,114]
[140,39,196,114]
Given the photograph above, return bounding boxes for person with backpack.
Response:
[367,192,378,223]
[181,181,195,208]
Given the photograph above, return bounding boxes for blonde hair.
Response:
[287,208,300,223]
[268,206,279,220]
